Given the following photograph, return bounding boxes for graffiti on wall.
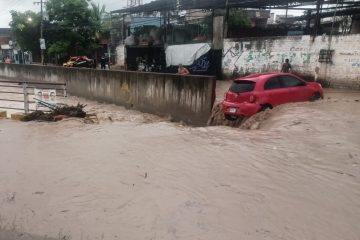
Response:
[222,41,250,74]
[222,40,313,76]
[339,51,360,68]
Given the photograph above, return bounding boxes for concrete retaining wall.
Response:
[0,64,216,126]
[223,34,360,89]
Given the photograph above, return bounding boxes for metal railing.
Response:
[0,80,67,114]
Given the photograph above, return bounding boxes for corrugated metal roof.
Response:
[111,0,360,14]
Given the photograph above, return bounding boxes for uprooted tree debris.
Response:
[22,104,87,122]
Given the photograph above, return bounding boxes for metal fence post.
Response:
[23,82,29,114]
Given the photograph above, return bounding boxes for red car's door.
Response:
[279,75,311,102]
[262,77,289,106]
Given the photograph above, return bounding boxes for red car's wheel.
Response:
[310,92,321,101]
[225,114,238,121]
[259,104,272,112]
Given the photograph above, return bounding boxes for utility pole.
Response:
[314,0,323,38]
[34,0,46,65]
[163,11,167,43]
[224,0,229,38]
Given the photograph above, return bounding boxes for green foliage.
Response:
[9,0,110,60]
[15,23,26,31]
[45,0,93,56]
[201,15,214,36]
[228,10,251,29]
[47,41,71,55]
[89,2,110,39]
[200,9,250,37]
[9,10,41,60]
[45,0,106,56]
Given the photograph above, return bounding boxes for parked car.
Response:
[222,72,324,120]
[63,56,95,68]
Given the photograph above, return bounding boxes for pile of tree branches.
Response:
[22,103,87,122]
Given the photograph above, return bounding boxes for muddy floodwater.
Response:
[0,84,360,240]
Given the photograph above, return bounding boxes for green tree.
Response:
[200,10,250,38]
[201,15,214,37]
[90,2,110,40]
[228,9,251,29]
[9,11,41,61]
[45,0,98,57]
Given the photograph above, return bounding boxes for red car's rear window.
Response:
[229,80,255,93]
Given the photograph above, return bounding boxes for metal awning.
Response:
[293,7,360,20]
[112,0,360,14]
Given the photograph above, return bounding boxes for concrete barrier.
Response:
[11,112,24,121]
[0,110,6,118]
[0,64,216,126]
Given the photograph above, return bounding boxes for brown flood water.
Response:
[0,83,360,240]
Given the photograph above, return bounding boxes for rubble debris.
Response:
[22,111,54,121]
[52,103,87,118]
[22,104,87,122]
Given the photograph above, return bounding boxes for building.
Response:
[268,13,276,24]
[275,14,295,24]
[0,28,12,61]
[111,0,360,83]
[0,28,33,64]
[185,9,212,24]
[246,10,271,28]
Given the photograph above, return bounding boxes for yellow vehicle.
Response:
[63,56,95,68]
[63,57,79,67]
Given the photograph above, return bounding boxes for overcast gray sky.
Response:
[0,0,154,28]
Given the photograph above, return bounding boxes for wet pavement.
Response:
[0,81,360,240]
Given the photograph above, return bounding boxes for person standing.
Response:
[4,56,11,64]
[100,55,106,70]
[177,64,190,75]
[281,59,292,73]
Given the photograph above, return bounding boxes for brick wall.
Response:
[223,34,360,89]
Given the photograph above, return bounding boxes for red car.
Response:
[222,72,324,120]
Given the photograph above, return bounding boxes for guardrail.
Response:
[0,80,66,114]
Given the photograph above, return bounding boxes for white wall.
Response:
[222,34,360,89]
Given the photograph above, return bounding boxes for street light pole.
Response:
[40,0,44,65]
[34,0,46,65]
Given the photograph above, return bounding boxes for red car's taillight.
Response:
[249,94,257,103]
